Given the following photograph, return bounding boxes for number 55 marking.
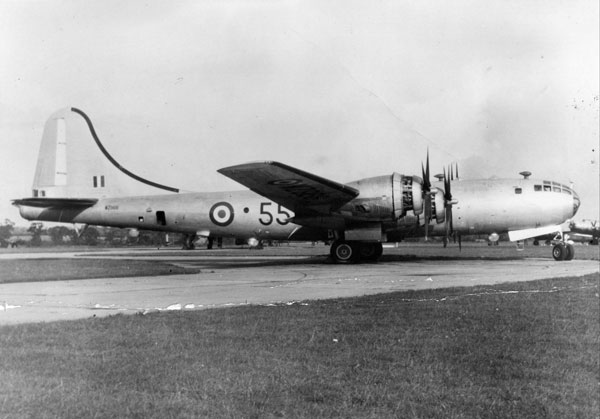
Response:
[259,202,292,226]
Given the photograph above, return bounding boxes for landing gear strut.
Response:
[330,240,383,263]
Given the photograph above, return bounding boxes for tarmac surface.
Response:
[1,245,599,325]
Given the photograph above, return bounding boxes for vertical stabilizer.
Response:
[31,108,179,199]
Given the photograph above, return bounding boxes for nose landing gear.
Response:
[551,231,575,261]
[552,241,574,261]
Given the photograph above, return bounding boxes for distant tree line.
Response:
[1,220,184,248]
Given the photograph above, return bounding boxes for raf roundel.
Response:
[269,179,302,186]
[209,202,234,226]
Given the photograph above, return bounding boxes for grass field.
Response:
[1,273,598,418]
[0,258,201,284]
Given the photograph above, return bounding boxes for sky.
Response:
[1,0,598,225]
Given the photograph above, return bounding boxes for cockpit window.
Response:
[552,182,561,192]
[539,180,572,193]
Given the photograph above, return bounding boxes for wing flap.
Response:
[218,161,359,212]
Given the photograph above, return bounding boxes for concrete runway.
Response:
[1,247,598,325]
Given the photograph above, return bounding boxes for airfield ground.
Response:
[0,242,598,324]
[0,242,598,417]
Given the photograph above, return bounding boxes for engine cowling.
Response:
[431,188,446,224]
[344,173,425,220]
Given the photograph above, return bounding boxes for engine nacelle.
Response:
[344,173,425,220]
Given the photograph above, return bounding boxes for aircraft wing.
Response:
[218,161,359,212]
[12,197,98,208]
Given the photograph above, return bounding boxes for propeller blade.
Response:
[442,166,454,242]
[458,233,462,251]
[444,169,452,202]
[445,206,453,238]
[425,150,431,190]
[421,149,431,191]
[421,148,432,241]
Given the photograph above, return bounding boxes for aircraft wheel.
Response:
[330,240,357,263]
[565,243,575,261]
[358,242,383,262]
[552,243,567,261]
[182,234,196,250]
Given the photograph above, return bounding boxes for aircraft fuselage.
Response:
[17,176,578,243]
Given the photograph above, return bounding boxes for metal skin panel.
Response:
[18,190,302,241]
[218,161,359,213]
[17,175,579,241]
[430,178,577,236]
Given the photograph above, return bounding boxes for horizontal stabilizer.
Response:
[218,161,359,211]
[12,197,98,208]
[508,224,563,242]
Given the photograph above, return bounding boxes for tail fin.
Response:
[31,108,179,199]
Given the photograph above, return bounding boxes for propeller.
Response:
[420,152,460,246]
[443,164,459,244]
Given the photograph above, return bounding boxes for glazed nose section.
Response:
[572,190,581,217]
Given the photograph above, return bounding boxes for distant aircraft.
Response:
[568,219,599,245]
[532,219,599,246]
[12,108,581,262]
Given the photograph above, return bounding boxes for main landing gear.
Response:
[182,233,196,250]
[552,242,575,261]
[330,240,383,263]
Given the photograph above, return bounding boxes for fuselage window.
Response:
[534,185,542,191]
[515,188,522,194]
[93,176,98,188]
[101,176,105,187]
[33,189,39,197]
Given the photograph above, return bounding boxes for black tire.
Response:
[358,242,383,262]
[552,243,566,261]
[565,243,575,261]
[330,240,356,263]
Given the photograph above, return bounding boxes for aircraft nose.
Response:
[572,190,581,217]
